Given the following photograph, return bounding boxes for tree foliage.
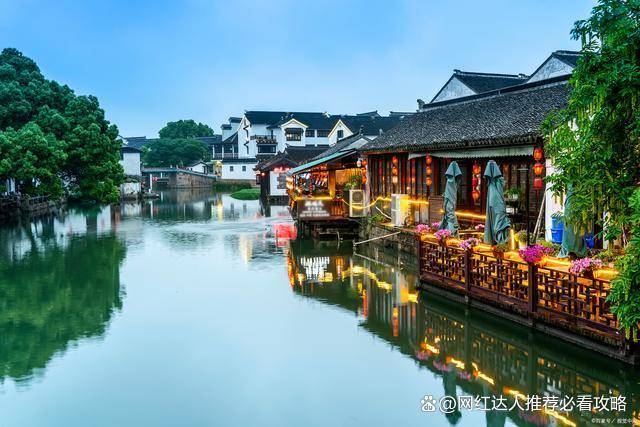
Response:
[543,0,640,242]
[0,48,123,202]
[142,138,210,167]
[158,119,214,139]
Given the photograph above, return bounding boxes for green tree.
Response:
[143,138,209,167]
[0,48,123,202]
[543,0,640,242]
[158,119,214,139]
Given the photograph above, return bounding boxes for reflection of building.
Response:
[286,240,639,427]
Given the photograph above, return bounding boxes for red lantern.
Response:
[362,159,367,167]
[426,166,432,175]
[533,147,544,161]
[471,177,479,187]
[534,177,544,189]
[426,177,433,186]
[425,155,432,165]
[472,163,481,175]
[533,162,544,176]
[392,156,398,165]
[472,189,480,201]
[392,167,398,175]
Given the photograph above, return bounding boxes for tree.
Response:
[544,0,640,242]
[0,48,123,203]
[143,138,210,167]
[158,119,214,139]
[543,0,640,335]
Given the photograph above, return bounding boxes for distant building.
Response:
[119,144,142,199]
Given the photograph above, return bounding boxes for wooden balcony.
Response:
[418,237,635,360]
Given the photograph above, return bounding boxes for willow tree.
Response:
[544,0,640,243]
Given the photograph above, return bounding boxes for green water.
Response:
[0,189,637,426]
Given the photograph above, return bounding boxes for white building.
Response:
[119,145,142,199]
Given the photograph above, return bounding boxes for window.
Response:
[337,130,344,140]
[285,128,303,141]
[258,145,276,154]
[242,166,246,172]
[305,129,315,137]
[317,130,329,137]
[230,166,234,172]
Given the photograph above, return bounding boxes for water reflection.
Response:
[0,222,125,385]
[287,240,640,427]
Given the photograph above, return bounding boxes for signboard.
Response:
[298,199,331,219]
[277,173,287,189]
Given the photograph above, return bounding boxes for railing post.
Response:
[527,263,538,319]
[464,249,471,303]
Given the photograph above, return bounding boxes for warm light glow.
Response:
[425,155,432,165]
[426,177,433,186]
[472,189,480,201]
[533,146,544,161]
[407,292,418,303]
[446,357,465,370]
[472,163,481,175]
[426,166,432,175]
[392,156,398,164]
[533,162,544,176]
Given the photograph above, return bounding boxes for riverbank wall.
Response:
[0,196,67,223]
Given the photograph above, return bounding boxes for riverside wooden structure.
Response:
[417,236,635,362]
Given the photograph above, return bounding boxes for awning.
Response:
[408,153,427,160]
[287,150,355,176]
[430,146,534,158]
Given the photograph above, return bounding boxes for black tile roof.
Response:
[362,79,570,153]
[552,50,581,67]
[311,133,372,160]
[336,115,404,136]
[431,71,528,103]
[256,146,327,172]
[123,135,221,148]
[222,132,238,144]
[123,136,149,149]
[270,112,337,130]
[194,135,222,146]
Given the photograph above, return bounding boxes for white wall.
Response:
[328,120,353,145]
[188,163,206,174]
[431,77,476,103]
[544,158,564,241]
[120,152,141,176]
[269,168,290,196]
[528,57,574,83]
[221,162,256,180]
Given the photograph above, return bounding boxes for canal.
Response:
[0,189,637,426]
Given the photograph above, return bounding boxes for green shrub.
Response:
[212,182,252,192]
[230,188,260,200]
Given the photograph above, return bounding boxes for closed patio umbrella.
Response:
[439,161,462,236]
[558,185,587,258]
[483,160,511,245]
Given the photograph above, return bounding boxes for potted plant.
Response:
[515,230,528,249]
[434,229,452,246]
[459,237,480,251]
[492,243,509,260]
[518,244,553,266]
[504,188,521,202]
[415,223,430,234]
[569,257,604,279]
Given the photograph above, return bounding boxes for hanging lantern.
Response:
[361,159,367,167]
[472,163,481,175]
[426,177,433,186]
[471,177,479,187]
[426,166,432,176]
[425,155,432,165]
[392,166,398,175]
[533,147,544,161]
[534,177,544,189]
[472,189,480,201]
[392,156,398,165]
[533,162,544,176]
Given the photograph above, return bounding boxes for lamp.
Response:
[533,147,544,161]
[533,162,544,176]
[534,177,544,189]
[426,177,433,186]
[425,155,432,165]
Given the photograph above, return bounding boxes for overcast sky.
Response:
[1,0,594,137]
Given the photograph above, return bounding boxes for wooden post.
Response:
[328,170,336,197]
[464,250,471,302]
[527,263,538,318]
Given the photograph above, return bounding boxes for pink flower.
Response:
[415,224,430,234]
[459,237,480,251]
[518,244,553,264]
[569,258,603,275]
[431,221,441,229]
[475,224,485,231]
[434,229,452,241]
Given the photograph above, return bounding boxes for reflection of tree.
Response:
[0,234,125,384]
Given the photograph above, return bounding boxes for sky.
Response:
[0,0,595,138]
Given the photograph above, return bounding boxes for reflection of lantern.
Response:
[472,189,480,201]
[534,177,544,189]
[533,147,544,161]
[471,177,478,187]
[533,162,544,176]
[425,155,432,165]
[426,166,432,175]
[392,156,398,164]
[392,167,398,175]
[426,177,433,186]
[472,163,481,175]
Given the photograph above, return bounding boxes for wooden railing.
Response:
[419,238,629,349]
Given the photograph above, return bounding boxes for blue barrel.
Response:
[551,217,563,244]
[584,232,595,249]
